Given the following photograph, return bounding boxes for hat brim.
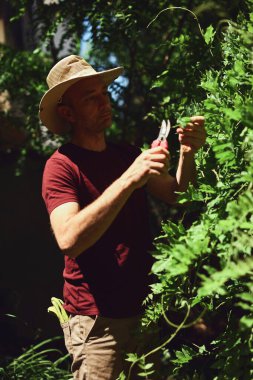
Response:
[39,66,124,135]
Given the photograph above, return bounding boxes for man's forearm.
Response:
[60,176,134,258]
[175,148,197,193]
[146,148,197,204]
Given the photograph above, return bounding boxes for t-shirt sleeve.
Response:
[42,157,79,215]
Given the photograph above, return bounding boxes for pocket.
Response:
[61,321,73,356]
[78,315,98,343]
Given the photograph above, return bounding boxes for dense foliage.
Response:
[135,6,253,380]
[1,0,252,379]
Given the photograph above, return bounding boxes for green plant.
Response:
[0,337,72,380]
[119,3,253,379]
[48,297,69,324]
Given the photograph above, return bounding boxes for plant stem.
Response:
[126,302,191,380]
[147,7,205,43]
[161,295,206,328]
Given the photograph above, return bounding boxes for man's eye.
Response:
[84,95,96,102]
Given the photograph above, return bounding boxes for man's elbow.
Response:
[56,235,81,259]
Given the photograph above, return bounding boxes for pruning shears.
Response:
[151,119,171,150]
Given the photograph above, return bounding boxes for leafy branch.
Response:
[124,301,191,380]
[161,295,207,329]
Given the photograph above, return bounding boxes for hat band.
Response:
[50,67,98,89]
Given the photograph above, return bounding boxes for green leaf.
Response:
[150,79,163,89]
[234,61,245,76]
[161,95,171,105]
[117,372,126,380]
[223,108,242,121]
[240,315,253,328]
[176,116,191,126]
[125,353,139,363]
[171,346,195,364]
[137,370,155,376]
[204,25,216,45]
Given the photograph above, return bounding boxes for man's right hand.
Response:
[121,146,170,189]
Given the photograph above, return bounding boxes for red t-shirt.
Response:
[42,142,154,317]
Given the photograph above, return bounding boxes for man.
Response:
[40,55,206,380]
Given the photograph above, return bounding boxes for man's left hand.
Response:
[177,115,206,154]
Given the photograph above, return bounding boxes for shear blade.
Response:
[158,119,170,140]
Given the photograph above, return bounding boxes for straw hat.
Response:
[39,55,124,134]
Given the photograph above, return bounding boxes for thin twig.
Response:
[231,182,248,200]
[162,295,206,328]
[126,302,191,380]
[147,7,205,43]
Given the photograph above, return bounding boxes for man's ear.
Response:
[57,105,75,123]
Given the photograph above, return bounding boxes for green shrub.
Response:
[133,5,253,380]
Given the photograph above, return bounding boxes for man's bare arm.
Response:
[50,147,168,258]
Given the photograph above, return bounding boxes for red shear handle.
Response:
[151,139,168,149]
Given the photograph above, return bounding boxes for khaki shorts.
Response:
[61,314,160,380]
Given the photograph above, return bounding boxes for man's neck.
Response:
[70,132,106,152]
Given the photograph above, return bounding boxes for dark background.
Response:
[0,153,64,356]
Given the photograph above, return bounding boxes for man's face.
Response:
[61,76,112,134]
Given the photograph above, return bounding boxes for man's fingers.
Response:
[149,161,168,171]
[145,147,168,155]
[177,121,205,133]
[186,122,205,129]
[177,127,206,137]
[177,115,206,152]
[149,154,170,162]
[148,147,170,158]
[190,115,205,126]
[177,129,206,138]
[177,116,205,128]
